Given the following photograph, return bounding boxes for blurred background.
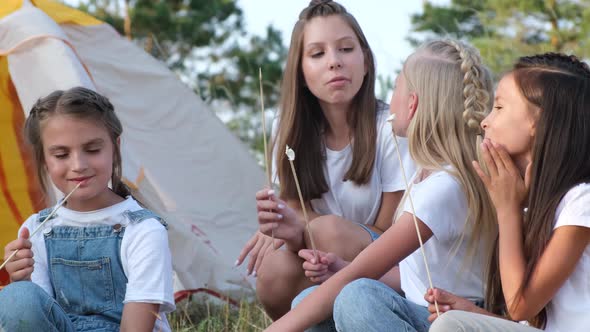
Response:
[64,0,590,161]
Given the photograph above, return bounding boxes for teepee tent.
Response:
[0,0,261,300]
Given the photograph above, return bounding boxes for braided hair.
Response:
[397,40,496,292]
[24,87,131,200]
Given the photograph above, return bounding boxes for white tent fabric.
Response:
[0,2,260,300]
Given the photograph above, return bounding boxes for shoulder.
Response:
[555,182,590,229]
[412,170,467,210]
[375,103,395,147]
[420,170,463,193]
[21,213,40,234]
[375,101,390,127]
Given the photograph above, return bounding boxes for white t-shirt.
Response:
[272,106,416,225]
[399,169,485,306]
[545,183,590,332]
[21,197,175,332]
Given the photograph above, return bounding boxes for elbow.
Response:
[506,304,538,322]
[507,310,528,322]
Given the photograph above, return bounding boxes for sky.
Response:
[62,0,448,96]
[239,0,442,81]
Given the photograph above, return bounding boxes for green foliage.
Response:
[71,0,286,155]
[409,0,590,75]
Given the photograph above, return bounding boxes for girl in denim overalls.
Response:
[0,87,175,332]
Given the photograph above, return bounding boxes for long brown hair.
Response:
[274,0,377,201]
[485,53,590,327]
[23,86,131,200]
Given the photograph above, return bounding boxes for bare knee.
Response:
[308,215,368,260]
[257,250,302,287]
[256,250,308,320]
[309,215,343,249]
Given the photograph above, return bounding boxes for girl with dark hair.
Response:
[0,87,174,332]
[428,53,590,332]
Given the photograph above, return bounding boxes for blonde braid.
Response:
[445,40,490,132]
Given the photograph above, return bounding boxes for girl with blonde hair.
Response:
[264,38,497,332]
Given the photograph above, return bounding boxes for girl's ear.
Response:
[408,92,419,120]
[116,136,121,147]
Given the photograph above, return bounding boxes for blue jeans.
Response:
[292,286,338,332]
[0,281,75,332]
[293,278,431,332]
[334,278,431,332]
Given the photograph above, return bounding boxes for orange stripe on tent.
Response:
[0,154,22,223]
[8,72,45,211]
[0,154,22,286]
[0,56,39,285]
[0,56,37,216]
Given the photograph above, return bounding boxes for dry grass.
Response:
[168,298,272,332]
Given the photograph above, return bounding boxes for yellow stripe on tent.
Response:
[0,0,22,19]
[0,56,37,216]
[0,0,102,26]
[0,56,36,272]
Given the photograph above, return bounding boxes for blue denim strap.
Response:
[37,207,57,224]
[124,209,168,229]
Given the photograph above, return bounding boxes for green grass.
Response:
[168,299,272,332]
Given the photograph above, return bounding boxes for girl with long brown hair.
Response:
[236,0,415,320]
[428,53,590,332]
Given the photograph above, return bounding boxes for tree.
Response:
[409,0,590,75]
[73,0,287,154]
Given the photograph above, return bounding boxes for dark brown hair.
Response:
[24,86,130,200]
[274,0,377,201]
[485,53,590,328]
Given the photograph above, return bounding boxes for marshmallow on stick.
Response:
[387,113,440,317]
[0,182,82,271]
[285,145,318,261]
[258,68,276,247]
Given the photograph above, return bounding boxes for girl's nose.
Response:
[480,115,490,130]
[328,50,343,70]
[71,152,88,172]
[329,62,342,70]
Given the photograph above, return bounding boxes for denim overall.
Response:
[38,207,167,331]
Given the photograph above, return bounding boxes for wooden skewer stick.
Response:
[387,114,440,317]
[259,68,276,248]
[0,182,82,271]
[285,145,318,261]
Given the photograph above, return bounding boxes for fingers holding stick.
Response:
[0,182,81,271]
[286,145,318,261]
[259,68,276,248]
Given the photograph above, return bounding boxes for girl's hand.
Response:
[424,288,479,322]
[236,231,284,276]
[256,188,303,244]
[473,139,532,214]
[3,228,34,282]
[298,249,348,283]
